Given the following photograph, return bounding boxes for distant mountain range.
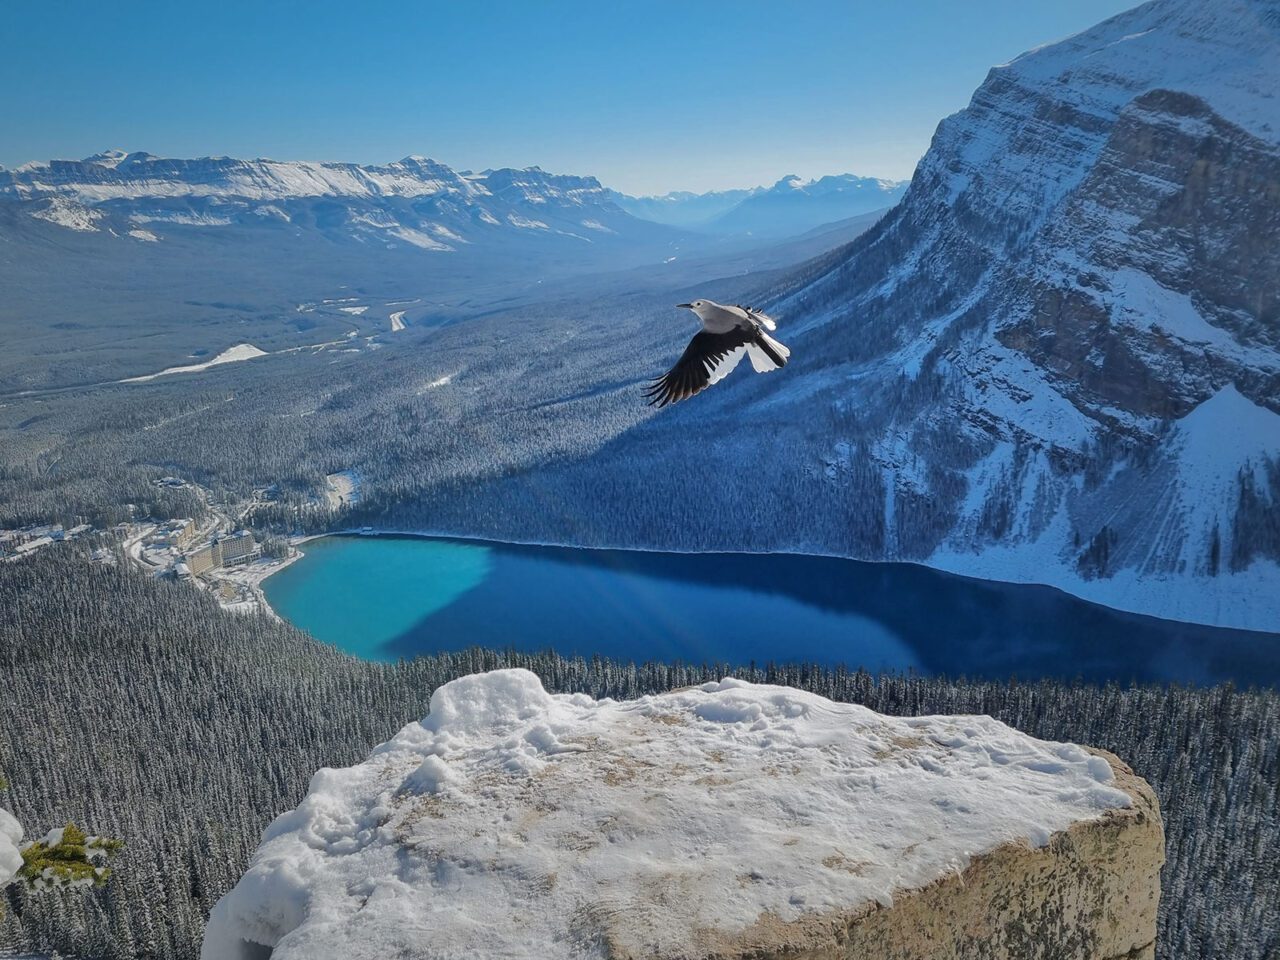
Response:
[610,174,908,237]
[0,151,674,254]
[0,152,904,254]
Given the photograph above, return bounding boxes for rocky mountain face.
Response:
[758,0,1280,628]
[558,0,1277,632]
[0,151,673,253]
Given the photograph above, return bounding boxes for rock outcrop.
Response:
[201,670,1162,959]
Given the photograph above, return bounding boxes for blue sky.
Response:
[1,0,1136,194]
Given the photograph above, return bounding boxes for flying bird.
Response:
[644,300,790,407]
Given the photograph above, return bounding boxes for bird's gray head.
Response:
[676,299,716,319]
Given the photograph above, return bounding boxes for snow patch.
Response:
[386,226,451,251]
[30,197,103,232]
[121,343,268,383]
[1167,385,1280,570]
[507,213,548,230]
[0,807,22,889]
[203,670,1132,960]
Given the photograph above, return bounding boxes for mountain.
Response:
[0,151,674,253]
[709,174,908,237]
[759,0,1280,628]
[0,151,698,390]
[611,174,907,237]
[608,186,761,228]
[481,0,1277,632]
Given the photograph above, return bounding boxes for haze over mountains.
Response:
[0,152,902,250]
[0,150,903,392]
[611,174,908,237]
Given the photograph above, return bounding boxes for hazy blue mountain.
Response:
[708,174,908,237]
[607,186,761,228]
[611,174,907,237]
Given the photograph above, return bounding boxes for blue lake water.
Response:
[262,534,1280,687]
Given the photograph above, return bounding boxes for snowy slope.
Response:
[202,670,1132,959]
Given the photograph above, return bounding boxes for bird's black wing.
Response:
[643,328,754,407]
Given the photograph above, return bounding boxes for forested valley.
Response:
[1,547,1276,959]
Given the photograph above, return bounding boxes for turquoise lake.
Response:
[262,534,1280,686]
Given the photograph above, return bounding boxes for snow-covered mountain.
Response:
[612,174,907,237]
[0,151,672,253]
[765,0,1280,628]
[583,0,1279,632]
[709,174,908,237]
[608,185,760,228]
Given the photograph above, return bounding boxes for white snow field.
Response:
[0,807,22,889]
[202,670,1133,960]
[121,343,268,383]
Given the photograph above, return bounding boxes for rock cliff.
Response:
[201,670,1162,959]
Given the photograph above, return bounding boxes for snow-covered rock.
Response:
[0,807,23,889]
[202,670,1161,960]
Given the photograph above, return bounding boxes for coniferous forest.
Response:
[1,547,1276,959]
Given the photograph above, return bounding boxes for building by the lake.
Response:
[186,531,259,577]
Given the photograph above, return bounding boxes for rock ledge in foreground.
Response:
[202,670,1162,959]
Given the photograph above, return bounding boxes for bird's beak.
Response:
[676,303,694,309]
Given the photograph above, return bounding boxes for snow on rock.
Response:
[202,670,1151,960]
[29,196,103,232]
[0,807,22,889]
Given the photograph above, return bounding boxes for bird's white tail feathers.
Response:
[747,332,790,373]
[748,308,777,331]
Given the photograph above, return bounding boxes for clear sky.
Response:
[1,0,1137,195]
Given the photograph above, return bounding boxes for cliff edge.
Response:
[202,670,1162,959]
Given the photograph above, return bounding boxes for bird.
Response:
[644,300,791,407]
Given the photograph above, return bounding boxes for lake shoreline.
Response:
[273,527,1280,642]
[261,530,1280,687]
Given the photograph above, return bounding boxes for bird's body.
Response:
[644,299,791,407]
